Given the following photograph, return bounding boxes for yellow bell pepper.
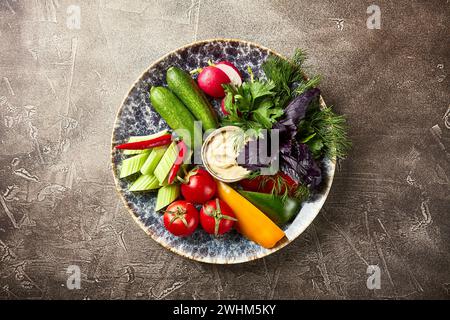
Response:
[216,180,285,249]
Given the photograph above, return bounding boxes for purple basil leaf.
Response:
[274,88,320,153]
[281,142,322,188]
[238,89,322,188]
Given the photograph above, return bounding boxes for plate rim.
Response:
[110,38,336,264]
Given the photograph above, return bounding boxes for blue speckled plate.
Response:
[111,39,335,264]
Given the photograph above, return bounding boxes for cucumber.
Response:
[123,130,169,155]
[129,174,160,191]
[166,67,218,131]
[119,153,149,178]
[140,146,167,175]
[150,86,196,147]
[154,142,178,184]
[155,184,180,211]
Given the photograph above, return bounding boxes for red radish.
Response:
[197,66,230,98]
[221,96,240,116]
[220,98,229,115]
[215,61,242,87]
[197,61,242,98]
[217,61,241,76]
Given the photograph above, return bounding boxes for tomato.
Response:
[200,198,237,235]
[239,172,297,195]
[180,168,217,204]
[163,200,199,237]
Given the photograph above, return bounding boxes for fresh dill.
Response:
[298,102,352,159]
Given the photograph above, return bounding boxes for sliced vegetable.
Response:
[167,141,188,184]
[150,86,196,147]
[119,153,149,178]
[166,67,218,131]
[239,191,301,226]
[196,65,230,98]
[154,142,179,184]
[129,174,160,191]
[123,130,169,155]
[140,146,167,175]
[115,134,172,150]
[215,61,242,87]
[155,184,180,211]
[216,181,285,249]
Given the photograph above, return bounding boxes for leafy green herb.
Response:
[223,48,350,161]
[295,74,321,96]
[298,101,351,159]
[262,49,320,108]
[221,72,284,138]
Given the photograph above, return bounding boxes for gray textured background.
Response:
[0,0,449,300]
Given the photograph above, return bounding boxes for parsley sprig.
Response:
[221,70,284,138]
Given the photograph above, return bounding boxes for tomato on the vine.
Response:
[180,168,216,204]
[163,200,199,237]
[200,198,237,236]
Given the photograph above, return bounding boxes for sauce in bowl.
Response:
[201,126,250,182]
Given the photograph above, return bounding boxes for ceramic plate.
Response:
[111,39,335,264]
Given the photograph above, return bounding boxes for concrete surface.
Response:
[0,0,449,299]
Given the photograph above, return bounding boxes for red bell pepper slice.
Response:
[115,134,172,150]
[167,140,188,184]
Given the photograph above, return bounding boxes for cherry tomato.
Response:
[200,198,237,236]
[240,172,297,196]
[163,200,199,237]
[180,168,217,204]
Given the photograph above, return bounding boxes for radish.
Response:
[197,66,230,98]
[220,96,240,116]
[220,98,229,115]
[215,61,242,87]
[196,61,242,98]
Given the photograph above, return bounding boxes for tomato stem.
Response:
[205,199,237,236]
[166,207,189,228]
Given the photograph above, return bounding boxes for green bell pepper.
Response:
[239,191,302,226]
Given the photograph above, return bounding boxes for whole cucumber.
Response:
[149,86,196,147]
[166,66,218,131]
